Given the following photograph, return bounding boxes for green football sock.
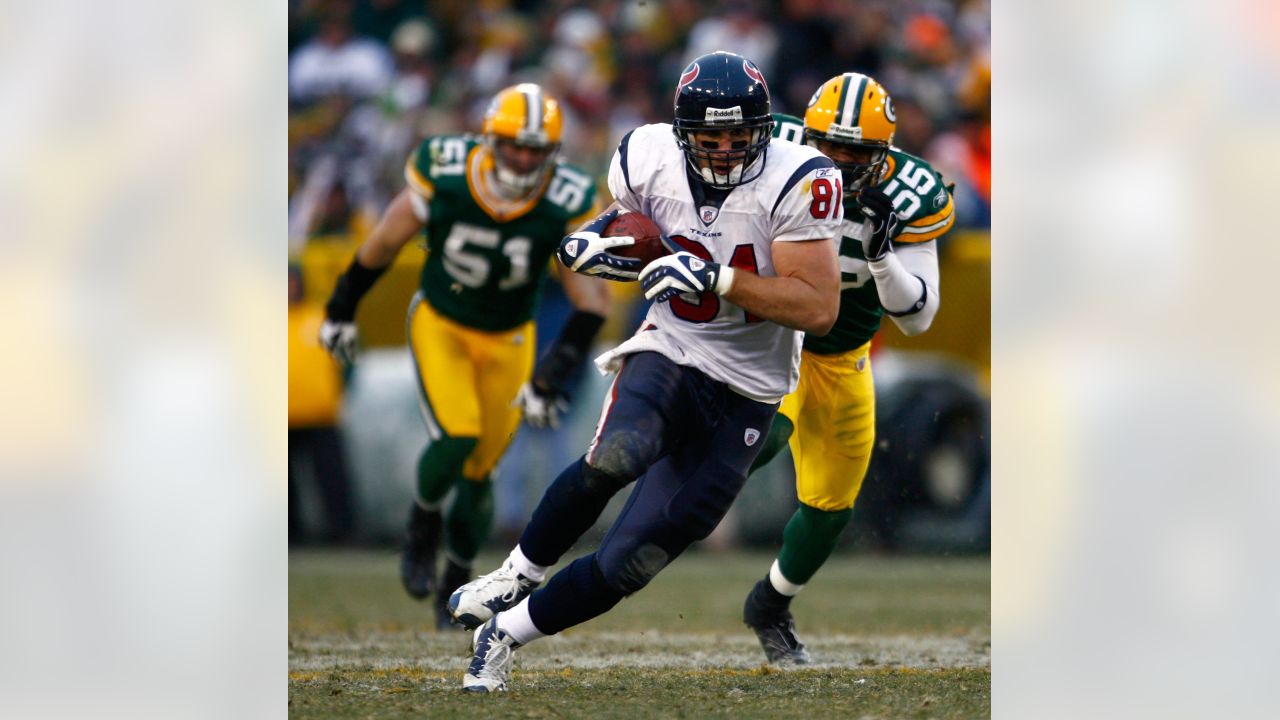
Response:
[444,476,494,562]
[749,413,795,475]
[416,436,478,506]
[776,503,853,587]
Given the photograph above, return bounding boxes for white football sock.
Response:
[496,597,546,646]
[769,559,805,597]
[509,545,549,583]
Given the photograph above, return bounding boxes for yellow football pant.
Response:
[779,342,876,512]
[406,294,535,480]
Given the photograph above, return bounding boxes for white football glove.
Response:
[513,382,569,429]
[319,320,358,366]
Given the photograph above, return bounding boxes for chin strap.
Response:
[700,163,745,187]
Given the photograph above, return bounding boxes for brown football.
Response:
[603,211,669,266]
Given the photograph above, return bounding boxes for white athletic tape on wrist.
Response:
[714,265,736,295]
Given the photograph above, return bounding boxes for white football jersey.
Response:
[596,123,844,403]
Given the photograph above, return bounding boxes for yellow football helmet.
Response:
[482,83,564,196]
[803,73,896,193]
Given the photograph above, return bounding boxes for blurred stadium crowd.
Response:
[288,0,990,251]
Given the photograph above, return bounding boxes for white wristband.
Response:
[713,265,736,295]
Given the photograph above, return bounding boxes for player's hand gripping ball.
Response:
[557,208,643,281]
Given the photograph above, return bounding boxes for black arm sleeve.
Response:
[324,256,389,322]
[531,310,607,395]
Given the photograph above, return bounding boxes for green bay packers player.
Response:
[319,84,608,629]
[743,73,955,663]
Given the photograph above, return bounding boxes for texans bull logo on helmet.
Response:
[741,59,768,95]
[675,63,700,98]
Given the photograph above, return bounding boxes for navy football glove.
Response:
[639,251,734,303]
[858,186,902,262]
[557,208,643,282]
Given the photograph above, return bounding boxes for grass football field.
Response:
[289,549,990,719]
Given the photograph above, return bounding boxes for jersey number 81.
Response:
[809,177,842,220]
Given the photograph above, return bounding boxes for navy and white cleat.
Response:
[448,559,541,630]
[462,618,521,692]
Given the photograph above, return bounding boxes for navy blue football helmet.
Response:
[672,51,775,189]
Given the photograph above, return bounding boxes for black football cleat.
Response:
[400,505,442,600]
[743,579,811,665]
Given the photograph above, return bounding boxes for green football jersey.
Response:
[772,113,954,354]
[772,112,806,145]
[404,134,598,331]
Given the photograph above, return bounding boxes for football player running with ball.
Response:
[740,73,955,664]
[448,51,845,692]
[319,84,611,630]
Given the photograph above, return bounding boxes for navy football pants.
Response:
[520,351,779,635]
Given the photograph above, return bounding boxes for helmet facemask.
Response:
[487,135,559,198]
[674,118,774,190]
[804,131,888,196]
